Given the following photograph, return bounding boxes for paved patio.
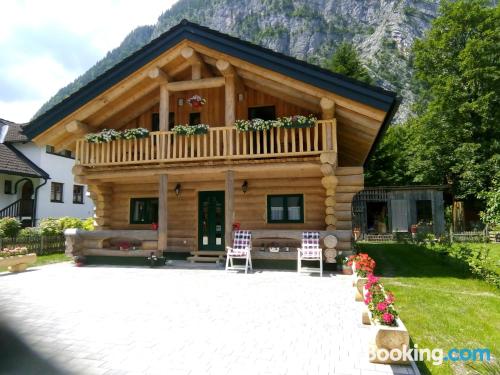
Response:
[0,262,418,375]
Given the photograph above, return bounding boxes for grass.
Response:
[358,242,500,375]
[0,253,71,272]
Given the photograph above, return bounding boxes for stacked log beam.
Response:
[88,183,113,229]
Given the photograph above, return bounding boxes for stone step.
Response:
[190,251,225,257]
[187,256,221,263]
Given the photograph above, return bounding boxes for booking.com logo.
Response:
[369,345,491,365]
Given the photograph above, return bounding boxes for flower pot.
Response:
[191,102,202,109]
[342,265,353,275]
[0,253,37,273]
[368,311,410,364]
[355,277,368,301]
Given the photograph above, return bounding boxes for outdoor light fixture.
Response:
[174,183,181,197]
[177,98,184,106]
[241,180,248,193]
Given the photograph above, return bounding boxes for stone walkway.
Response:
[0,262,418,375]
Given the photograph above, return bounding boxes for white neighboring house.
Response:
[0,118,93,226]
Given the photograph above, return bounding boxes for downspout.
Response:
[32,178,48,227]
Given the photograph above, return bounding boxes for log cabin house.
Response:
[24,20,399,263]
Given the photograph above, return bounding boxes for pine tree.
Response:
[328,42,373,84]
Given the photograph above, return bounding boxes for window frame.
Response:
[72,185,84,204]
[4,180,13,194]
[50,182,64,203]
[129,198,159,225]
[267,194,304,224]
[46,145,74,159]
[416,199,433,223]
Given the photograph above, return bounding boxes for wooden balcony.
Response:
[75,120,336,167]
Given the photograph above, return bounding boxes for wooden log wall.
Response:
[115,86,317,131]
[334,167,364,232]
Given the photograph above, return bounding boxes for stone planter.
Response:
[0,253,37,273]
[368,312,410,365]
[354,277,368,302]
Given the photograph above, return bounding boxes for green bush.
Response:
[18,227,41,237]
[0,217,21,240]
[39,217,94,235]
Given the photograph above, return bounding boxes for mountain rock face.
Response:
[34,0,440,123]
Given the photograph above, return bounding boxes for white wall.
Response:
[13,143,94,224]
[0,174,39,210]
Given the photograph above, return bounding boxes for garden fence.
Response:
[0,235,66,255]
[451,231,488,243]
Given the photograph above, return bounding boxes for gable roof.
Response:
[0,119,28,143]
[24,20,398,151]
[0,143,49,179]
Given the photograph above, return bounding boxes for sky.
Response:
[0,0,178,123]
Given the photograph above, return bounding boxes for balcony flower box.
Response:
[0,248,37,273]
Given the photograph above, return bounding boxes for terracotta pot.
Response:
[342,265,353,275]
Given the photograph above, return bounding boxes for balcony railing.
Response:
[75,120,336,167]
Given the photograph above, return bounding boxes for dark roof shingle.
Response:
[0,143,49,178]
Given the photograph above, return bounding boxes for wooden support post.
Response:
[225,170,234,248]
[320,97,335,151]
[158,174,168,253]
[159,84,169,131]
[225,74,236,127]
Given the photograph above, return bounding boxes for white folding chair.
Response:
[225,230,253,274]
[297,231,323,277]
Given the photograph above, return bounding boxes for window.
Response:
[46,145,74,159]
[4,180,12,194]
[189,112,201,126]
[50,182,64,203]
[267,194,304,223]
[248,106,276,120]
[416,200,433,223]
[152,112,175,131]
[130,198,159,224]
[73,185,84,204]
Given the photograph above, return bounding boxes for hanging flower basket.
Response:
[187,95,207,108]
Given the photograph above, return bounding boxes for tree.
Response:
[328,42,373,84]
[0,217,21,241]
[408,0,500,201]
[364,123,414,186]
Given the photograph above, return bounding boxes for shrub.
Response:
[82,217,94,231]
[39,217,94,236]
[0,217,21,240]
[18,227,41,237]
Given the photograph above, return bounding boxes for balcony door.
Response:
[198,191,225,251]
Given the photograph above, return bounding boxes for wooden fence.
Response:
[0,235,66,255]
[452,231,488,243]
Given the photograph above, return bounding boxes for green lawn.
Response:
[358,242,500,375]
[0,253,71,272]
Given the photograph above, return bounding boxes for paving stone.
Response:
[0,262,417,375]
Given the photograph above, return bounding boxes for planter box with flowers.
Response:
[234,115,317,132]
[363,274,410,364]
[84,128,149,143]
[171,124,209,136]
[347,253,376,301]
[0,247,37,272]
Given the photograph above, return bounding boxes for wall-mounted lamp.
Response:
[238,93,245,102]
[241,180,248,194]
[177,98,184,106]
[174,183,182,197]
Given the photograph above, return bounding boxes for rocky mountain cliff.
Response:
[34,0,440,123]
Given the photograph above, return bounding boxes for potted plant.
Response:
[187,95,207,109]
[348,253,376,301]
[0,247,37,272]
[336,255,353,274]
[363,274,410,364]
[172,124,209,136]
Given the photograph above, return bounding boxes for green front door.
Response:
[198,191,225,251]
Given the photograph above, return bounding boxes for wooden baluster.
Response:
[284,128,288,153]
[270,129,274,154]
[256,131,261,154]
[216,130,221,156]
[306,127,311,152]
[332,119,338,153]
[243,132,247,155]
[236,131,240,155]
[203,133,207,157]
[75,141,80,164]
[314,123,319,151]
[291,128,296,153]
[190,136,194,158]
[184,136,188,159]
[134,139,138,161]
[299,128,304,152]
[209,131,214,157]
[164,133,169,160]
[321,122,327,151]
[277,127,281,153]
[249,131,254,155]
[196,134,200,157]
[263,130,268,154]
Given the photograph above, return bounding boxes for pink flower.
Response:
[364,296,372,305]
[377,302,387,311]
[383,313,394,324]
[385,292,395,304]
